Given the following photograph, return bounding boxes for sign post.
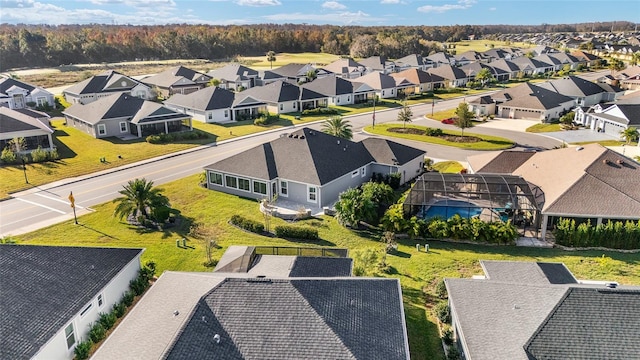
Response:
[372,95,376,128]
[69,191,78,225]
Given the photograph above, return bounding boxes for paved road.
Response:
[6,71,616,237]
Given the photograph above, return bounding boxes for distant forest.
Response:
[0,21,635,71]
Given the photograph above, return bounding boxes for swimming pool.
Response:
[422,199,483,220]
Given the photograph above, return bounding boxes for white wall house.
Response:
[0,77,55,109]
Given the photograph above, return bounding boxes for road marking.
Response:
[34,192,85,209]
[15,198,66,214]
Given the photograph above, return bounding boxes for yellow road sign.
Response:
[68,192,75,208]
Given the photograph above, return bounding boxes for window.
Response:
[36,97,47,106]
[361,167,366,177]
[225,175,237,189]
[253,181,267,195]
[224,110,229,117]
[65,323,76,349]
[238,178,250,192]
[119,122,127,133]
[97,124,106,136]
[280,180,288,196]
[382,90,385,96]
[98,294,104,307]
[279,104,283,111]
[347,96,350,102]
[208,113,213,120]
[308,186,317,202]
[209,172,223,185]
[352,170,359,178]
[80,303,93,317]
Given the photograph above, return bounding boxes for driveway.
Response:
[543,129,617,144]
[474,118,538,132]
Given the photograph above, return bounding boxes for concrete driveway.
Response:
[543,129,618,143]
[474,117,538,132]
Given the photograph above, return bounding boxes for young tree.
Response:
[266,50,276,69]
[608,58,626,75]
[334,188,376,228]
[207,78,221,87]
[631,52,640,66]
[113,178,170,223]
[397,100,413,128]
[454,102,474,137]
[322,116,353,139]
[305,69,317,82]
[620,127,639,145]
[474,67,494,87]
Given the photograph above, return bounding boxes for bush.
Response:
[553,218,640,249]
[435,279,448,299]
[1,147,17,164]
[88,322,106,343]
[121,291,134,307]
[301,107,339,116]
[98,312,117,330]
[230,214,264,233]
[274,225,319,240]
[74,340,92,360]
[446,345,462,360]
[442,326,454,345]
[434,301,451,324]
[47,148,59,161]
[112,301,126,318]
[425,127,444,136]
[130,277,148,296]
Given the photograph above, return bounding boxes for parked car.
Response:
[441,117,456,124]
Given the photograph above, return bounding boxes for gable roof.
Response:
[467,150,536,173]
[524,288,640,359]
[271,63,315,78]
[491,82,574,110]
[0,107,53,134]
[322,58,365,75]
[511,57,553,71]
[426,52,455,65]
[427,65,468,81]
[358,56,393,71]
[361,137,426,166]
[206,63,258,82]
[163,278,409,360]
[351,71,397,90]
[233,80,326,106]
[390,68,434,85]
[481,260,577,285]
[301,74,355,96]
[538,75,622,97]
[64,70,144,96]
[142,66,210,88]
[489,58,520,73]
[0,77,36,95]
[163,86,235,111]
[0,245,142,360]
[395,54,432,68]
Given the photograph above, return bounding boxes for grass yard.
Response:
[364,123,515,150]
[571,139,636,147]
[432,161,465,173]
[12,174,640,359]
[240,52,341,70]
[426,109,457,121]
[526,123,563,133]
[450,40,535,53]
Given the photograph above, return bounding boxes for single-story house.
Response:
[269,63,330,84]
[206,63,258,91]
[203,128,425,209]
[394,54,435,72]
[350,72,401,99]
[322,58,366,79]
[390,69,435,93]
[0,77,55,110]
[547,52,581,70]
[488,59,521,80]
[574,102,640,137]
[1,245,143,360]
[141,66,211,98]
[460,62,510,83]
[231,80,327,117]
[301,74,375,106]
[467,144,640,240]
[570,50,602,67]
[455,50,490,65]
[482,48,515,61]
[537,75,623,107]
[426,52,457,67]
[510,57,554,75]
[446,260,640,360]
[163,86,235,123]
[63,93,192,139]
[63,70,154,105]
[533,54,564,71]
[359,56,397,74]
[0,106,54,152]
[487,82,575,121]
[427,65,469,88]
[92,246,409,360]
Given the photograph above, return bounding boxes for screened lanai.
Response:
[404,173,544,233]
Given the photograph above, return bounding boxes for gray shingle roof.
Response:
[538,75,620,97]
[64,70,143,95]
[163,278,408,360]
[302,74,354,96]
[0,107,53,134]
[491,82,574,110]
[361,137,426,166]
[289,257,353,277]
[481,260,576,285]
[427,65,468,81]
[0,245,142,360]
[233,80,325,105]
[352,71,397,90]
[142,66,210,88]
[472,150,536,173]
[163,86,235,111]
[0,77,36,95]
[524,288,640,360]
[207,63,258,82]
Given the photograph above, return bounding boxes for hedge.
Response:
[301,107,339,116]
[554,218,640,250]
[230,214,265,234]
[274,225,319,240]
[146,130,208,144]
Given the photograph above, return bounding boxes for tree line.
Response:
[0,21,635,71]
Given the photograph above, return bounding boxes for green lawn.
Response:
[449,40,535,53]
[12,174,640,359]
[432,161,465,173]
[526,123,563,133]
[364,123,515,150]
[241,52,341,70]
[571,139,636,147]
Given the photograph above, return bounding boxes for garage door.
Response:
[500,108,511,118]
[603,121,624,137]
[512,109,539,120]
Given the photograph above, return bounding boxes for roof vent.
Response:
[603,159,610,165]
[202,316,207,323]
[576,146,584,151]
[606,282,619,288]
[293,134,299,139]
[213,334,221,344]
[288,134,293,138]
[337,140,340,145]
[616,159,624,165]
[299,135,305,139]
[173,310,180,316]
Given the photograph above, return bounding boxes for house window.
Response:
[208,113,213,120]
[361,167,366,177]
[98,294,104,307]
[253,181,267,195]
[279,104,283,111]
[36,97,47,106]
[382,90,385,96]
[238,178,250,192]
[209,172,223,185]
[97,124,106,136]
[347,96,350,102]
[224,110,229,117]
[119,122,127,133]
[65,323,76,349]
[308,186,317,202]
[225,175,237,189]
[352,170,359,178]
[280,180,288,196]
[80,303,93,317]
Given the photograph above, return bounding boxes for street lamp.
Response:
[21,157,28,184]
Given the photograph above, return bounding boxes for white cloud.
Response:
[235,0,281,6]
[322,1,346,10]
[262,10,382,25]
[0,0,35,7]
[380,0,399,3]
[489,7,496,11]
[418,0,476,13]
[90,0,176,6]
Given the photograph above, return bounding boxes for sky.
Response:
[0,0,638,27]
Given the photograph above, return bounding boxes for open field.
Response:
[450,40,535,53]
[240,52,341,70]
[12,174,640,359]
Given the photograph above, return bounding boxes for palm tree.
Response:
[475,68,494,88]
[620,127,639,145]
[608,58,626,75]
[397,100,413,128]
[322,116,353,139]
[266,51,276,69]
[113,178,170,222]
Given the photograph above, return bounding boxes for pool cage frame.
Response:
[404,173,544,236]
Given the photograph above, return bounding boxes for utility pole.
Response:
[372,95,376,128]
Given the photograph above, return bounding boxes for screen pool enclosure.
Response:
[404,173,543,228]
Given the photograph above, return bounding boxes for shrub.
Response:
[442,326,454,345]
[112,301,126,318]
[254,117,267,125]
[121,291,134,307]
[301,107,339,115]
[274,225,319,240]
[435,279,448,299]
[74,340,92,360]
[47,148,59,161]
[434,301,451,324]
[130,277,148,296]
[88,322,106,343]
[230,214,265,233]
[446,345,462,360]
[425,127,444,136]
[98,312,117,330]
[1,147,17,164]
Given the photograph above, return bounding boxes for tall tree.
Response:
[397,100,413,128]
[608,58,626,75]
[266,50,276,69]
[620,127,639,145]
[113,178,170,222]
[322,116,353,139]
[454,102,474,137]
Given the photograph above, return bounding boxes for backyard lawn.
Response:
[241,52,341,70]
[12,174,640,359]
[364,123,515,150]
[432,161,465,173]
[526,123,563,133]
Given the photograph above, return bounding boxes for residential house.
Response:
[511,57,554,76]
[482,48,515,61]
[486,82,575,121]
[359,56,396,74]
[232,80,327,116]
[446,260,640,360]
[0,245,143,360]
[426,52,457,67]
[427,65,469,88]
[611,66,640,90]
[63,93,192,139]
[63,70,153,105]
[93,246,409,360]
[163,86,235,123]
[203,128,425,208]
[256,69,287,86]
[460,62,509,83]
[530,45,557,56]
[269,63,329,84]
[301,74,374,106]
[141,66,211,98]
[538,75,623,107]
[547,52,581,70]
[351,72,401,99]
[322,58,366,79]
[394,54,435,71]
[206,63,258,91]
[0,106,54,152]
[455,50,489,65]
[390,68,435,93]
[489,59,521,80]
[467,144,640,240]
[0,77,55,110]
[571,50,602,67]
[468,95,497,117]
[533,54,563,72]
[574,102,640,137]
